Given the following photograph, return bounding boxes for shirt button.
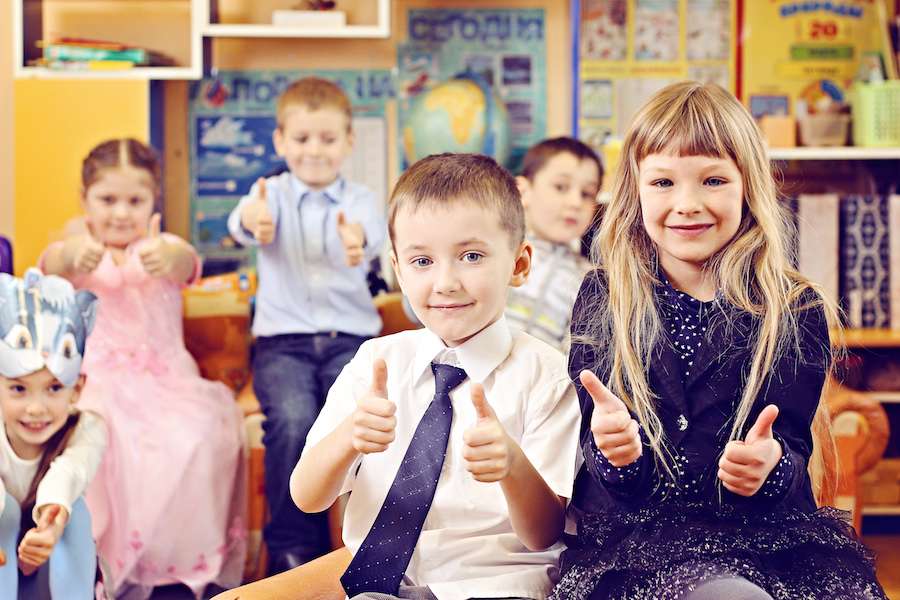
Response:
[677,415,689,431]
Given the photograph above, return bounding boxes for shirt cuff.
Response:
[585,434,644,487]
[757,434,795,500]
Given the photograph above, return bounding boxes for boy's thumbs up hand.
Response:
[581,370,642,467]
[138,213,173,277]
[463,384,514,482]
[351,358,396,454]
[718,404,783,497]
[242,178,275,245]
[336,210,365,267]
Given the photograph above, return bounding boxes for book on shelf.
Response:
[32,59,136,72]
[41,40,175,67]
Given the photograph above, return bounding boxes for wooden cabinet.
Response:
[12,0,391,79]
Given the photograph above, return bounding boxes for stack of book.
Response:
[34,37,175,71]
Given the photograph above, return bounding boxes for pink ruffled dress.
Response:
[44,238,247,599]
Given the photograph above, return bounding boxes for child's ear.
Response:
[69,374,87,408]
[508,241,532,288]
[272,127,286,158]
[515,176,532,208]
[389,250,404,291]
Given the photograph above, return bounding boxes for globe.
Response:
[402,74,512,167]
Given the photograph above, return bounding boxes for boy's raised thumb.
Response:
[256,177,267,201]
[470,384,494,420]
[746,404,779,444]
[370,358,388,397]
[580,370,627,414]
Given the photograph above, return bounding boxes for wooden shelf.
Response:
[769,147,900,160]
[834,328,900,349]
[862,505,900,516]
[202,23,389,38]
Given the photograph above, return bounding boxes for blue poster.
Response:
[188,70,393,270]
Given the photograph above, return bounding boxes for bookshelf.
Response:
[770,147,900,161]
[204,0,391,38]
[12,0,391,79]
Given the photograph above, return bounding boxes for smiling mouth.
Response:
[669,224,713,236]
[429,303,474,311]
[19,421,50,433]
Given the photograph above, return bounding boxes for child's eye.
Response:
[322,136,336,145]
[461,252,484,264]
[650,179,673,188]
[411,257,432,268]
[294,136,308,144]
[129,196,145,207]
[554,183,570,193]
[582,190,597,202]
[705,177,727,186]
[9,384,25,395]
[48,382,65,394]
[101,195,116,205]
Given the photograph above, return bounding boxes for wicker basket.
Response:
[798,113,850,146]
[852,81,900,147]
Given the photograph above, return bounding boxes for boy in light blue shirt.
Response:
[227,76,386,575]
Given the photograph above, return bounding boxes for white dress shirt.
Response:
[303,317,580,600]
[0,410,107,521]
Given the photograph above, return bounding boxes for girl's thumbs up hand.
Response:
[64,225,106,274]
[463,384,513,483]
[581,370,642,467]
[138,213,173,277]
[718,405,783,497]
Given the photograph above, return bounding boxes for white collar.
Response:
[412,316,513,385]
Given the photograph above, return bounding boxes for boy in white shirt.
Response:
[291,154,581,600]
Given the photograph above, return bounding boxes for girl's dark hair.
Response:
[519,136,604,182]
[21,412,82,519]
[81,138,162,193]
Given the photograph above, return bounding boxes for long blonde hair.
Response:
[585,81,839,497]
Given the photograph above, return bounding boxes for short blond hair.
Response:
[388,153,524,249]
[276,77,352,129]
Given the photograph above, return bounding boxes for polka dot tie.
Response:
[341,362,468,596]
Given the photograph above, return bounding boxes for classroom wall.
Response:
[164,0,572,239]
[12,80,148,274]
[1,10,14,243]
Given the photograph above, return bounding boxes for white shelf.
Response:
[15,66,200,79]
[768,147,900,160]
[862,505,900,516]
[861,392,900,404]
[202,23,389,39]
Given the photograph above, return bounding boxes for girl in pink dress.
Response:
[41,138,246,599]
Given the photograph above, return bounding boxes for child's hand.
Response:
[463,384,514,482]
[242,177,274,244]
[0,548,5,566]
[137,214,174,277]
[718,405,782,497]
[336,211,365,267]
[581,370,642,467]
[18,504,68,576]
[63,230,105,274]
[350,359,396,454]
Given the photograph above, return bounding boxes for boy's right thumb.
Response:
[256,177,267,201]
[370,358,388,397]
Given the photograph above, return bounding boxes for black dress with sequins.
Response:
[551,272,886,600]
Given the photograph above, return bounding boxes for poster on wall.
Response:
[188,70,393,271]
[397,8,547,173]
[574,0,736,149]
[741,0,896,119]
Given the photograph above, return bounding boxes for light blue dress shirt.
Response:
[227,172,385,338]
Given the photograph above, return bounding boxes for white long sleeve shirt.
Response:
[0,410,107,521]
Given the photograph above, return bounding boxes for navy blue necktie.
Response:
[341,362,468,596]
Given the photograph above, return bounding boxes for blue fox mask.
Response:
[0,269,97,387]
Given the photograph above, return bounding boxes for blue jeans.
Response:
[252,332,367,560]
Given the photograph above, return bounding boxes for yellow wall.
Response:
[13,80,148,274]
[1,8,14,243]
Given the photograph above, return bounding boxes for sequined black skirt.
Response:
[550,502,885,600]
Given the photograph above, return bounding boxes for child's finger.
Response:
[722,442,763,466]
[36,505,61,531]
[580,370,628,414]
[717,458,755,480]
[593,421,639,448]
[369,358,388,397]
[463,426,500,448]
[354,409,396,433]
[745,404,779,444]
[147,213,162,239]
[337,210,347,228]
[256,177,267,201]
[470,384,494,421]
